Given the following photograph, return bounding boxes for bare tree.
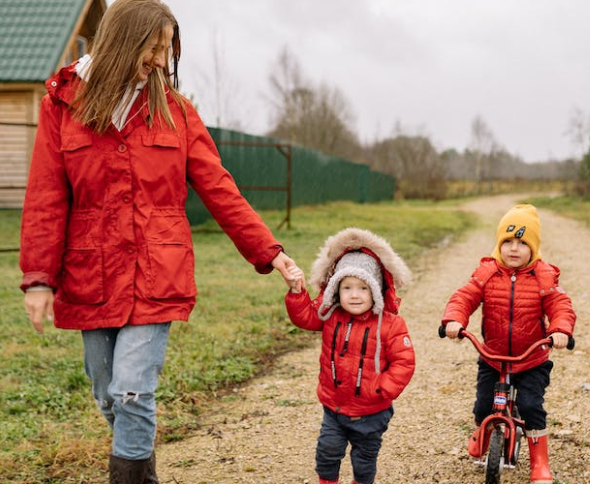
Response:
[192,29,245,130]
[266,46,361,161]
[367,132,447,200]
[566,106,590,158]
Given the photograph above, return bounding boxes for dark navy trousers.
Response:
[473,359,553,430]
[316,405,394,484]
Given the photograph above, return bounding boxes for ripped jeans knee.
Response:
[82,323,171,459]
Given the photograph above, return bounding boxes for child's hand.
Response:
[550,331,569,349]
[287,266,305,293]
[445,321,464,339]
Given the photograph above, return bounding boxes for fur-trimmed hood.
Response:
[310,227,412,315]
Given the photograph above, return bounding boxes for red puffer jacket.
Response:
[442,257,576,373]
[20,62,282,330]
[285,291,415,417]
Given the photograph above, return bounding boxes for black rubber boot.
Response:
[144,452,159,484]
[109,454,149,484]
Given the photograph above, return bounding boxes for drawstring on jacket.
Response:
[356,328,370,396]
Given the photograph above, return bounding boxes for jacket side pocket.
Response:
[61,248,105,304]
[145,242,196,299]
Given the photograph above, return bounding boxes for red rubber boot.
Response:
[468,426,483,457]
[527,430,552,484]
[319,478,339,484]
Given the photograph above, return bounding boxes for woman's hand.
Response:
[271,252,304,290]
[286,265,305,293]
[24,288,54,334]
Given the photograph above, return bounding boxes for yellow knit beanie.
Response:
[491,204,541,265]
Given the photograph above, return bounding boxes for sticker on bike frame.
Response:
[494,395,507,405]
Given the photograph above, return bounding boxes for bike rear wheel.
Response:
[486,427,504,484]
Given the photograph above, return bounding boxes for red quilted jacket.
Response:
[20,62,282,330]
[442,257,576,372]
[285,290,415,417]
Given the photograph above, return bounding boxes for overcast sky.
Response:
[157,0,590,162]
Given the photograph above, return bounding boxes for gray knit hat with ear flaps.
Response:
[318,251,384,320]
[311,227,412,375]
[318,250,386,374]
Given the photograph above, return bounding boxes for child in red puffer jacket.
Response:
[441,204,576,484]
[286,228,415,484]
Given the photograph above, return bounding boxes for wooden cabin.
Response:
[0,0,106,208]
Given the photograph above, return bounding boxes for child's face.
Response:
[500,237,532,269]
[338,276,374,315]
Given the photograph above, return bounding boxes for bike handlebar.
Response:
[438,325,575,362]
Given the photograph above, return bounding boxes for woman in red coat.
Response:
[286,228,415,484]
[441,205,576,484]
[20,0,299,481]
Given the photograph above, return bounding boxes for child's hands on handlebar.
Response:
[444,323,571,350]
[549,332,569,349]
[444,321,464,339]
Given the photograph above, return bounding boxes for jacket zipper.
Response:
[508,273,517,355]
[355,328,370,397]
[508,272,516,372]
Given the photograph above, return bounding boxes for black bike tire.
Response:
[485,427,504,484]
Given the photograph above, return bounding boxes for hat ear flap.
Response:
[382,270,400,314]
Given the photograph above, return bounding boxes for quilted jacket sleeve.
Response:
[538,263,576,337]
[441,278,484,328]
[377,314,415,401]
[284,289,324,332]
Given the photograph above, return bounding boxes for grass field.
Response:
[1,194,584,483]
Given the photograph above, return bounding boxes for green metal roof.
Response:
[0,0,87,83]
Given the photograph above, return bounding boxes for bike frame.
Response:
[458,330,551,464]
[439,325,574,483]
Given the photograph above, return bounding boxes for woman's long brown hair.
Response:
[73,0,184,134]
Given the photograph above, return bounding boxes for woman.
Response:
[20,0,299,482]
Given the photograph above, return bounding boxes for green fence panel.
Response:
[185,128,395,226]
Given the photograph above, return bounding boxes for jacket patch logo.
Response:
[506,225,515,232]
[403,336,412,347]
[515,226,526,238]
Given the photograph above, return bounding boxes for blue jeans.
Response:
[316,406,394,484]
[82,323,171,460]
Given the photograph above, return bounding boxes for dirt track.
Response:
[157,195,590,484]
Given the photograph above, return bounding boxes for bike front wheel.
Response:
[486,427,504,484]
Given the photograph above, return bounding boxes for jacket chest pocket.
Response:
[61,132,93,162]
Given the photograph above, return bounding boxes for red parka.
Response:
[442,257,576,373]
[20,62,283,330]
[286,291,415,417]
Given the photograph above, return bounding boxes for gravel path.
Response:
[157,195,590,484]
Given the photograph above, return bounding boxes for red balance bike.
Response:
[438,326,574,484]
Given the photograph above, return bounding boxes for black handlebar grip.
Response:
[567,336,576,351]
[438,325,446,338]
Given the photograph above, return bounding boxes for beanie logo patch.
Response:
[506,225,515,232]
[515,226,526,239]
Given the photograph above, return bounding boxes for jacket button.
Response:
[127,247,135,254]
[50,81,57,87]
[118,144,127,152]
[122,194,131,203]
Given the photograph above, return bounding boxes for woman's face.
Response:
[136,24,174,81]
